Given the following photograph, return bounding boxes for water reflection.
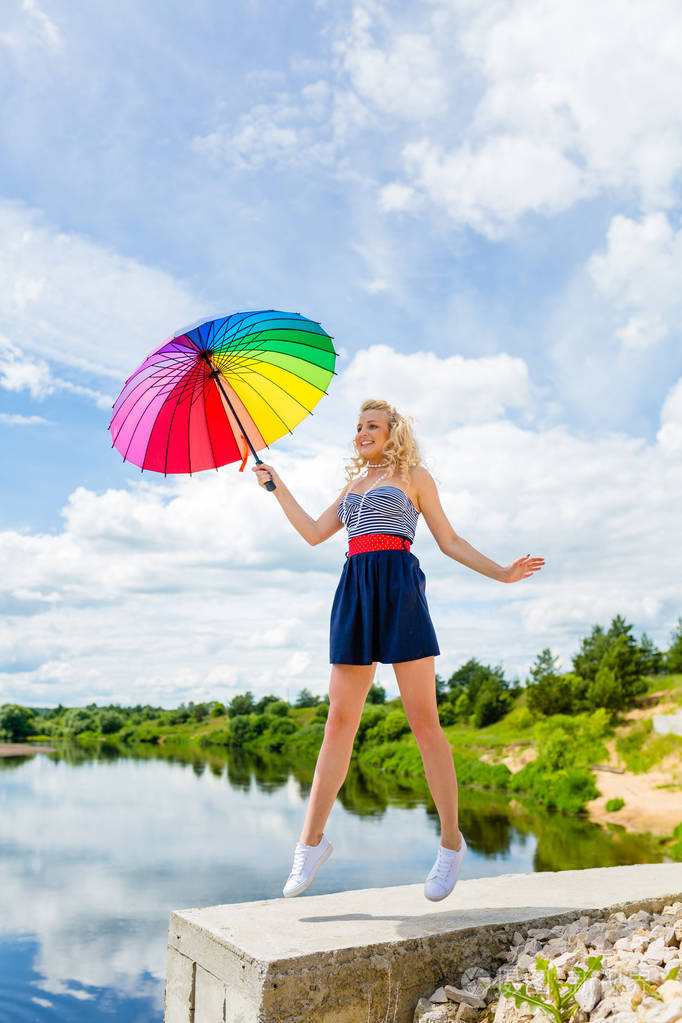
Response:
[0,743,662,1023]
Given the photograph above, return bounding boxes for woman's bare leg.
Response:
[299,662,376,845]
[393,656,461,850]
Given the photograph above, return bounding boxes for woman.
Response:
[253,399,544,901]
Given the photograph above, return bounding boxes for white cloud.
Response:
[0,199,203,395]
[371,0,682,233]
[657,376,682,454]
[0,344,680,704]
[340,345,532,429]
[0,335,52,398]
[588,212,682,351]
[0,0,62,59]
[0,412,51,426]
[338,4,447,120]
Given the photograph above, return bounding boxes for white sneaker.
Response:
[424,836,467,902]
[282,835,333,898]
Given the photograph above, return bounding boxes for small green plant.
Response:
[605,797,625,812]
[498,954,603,1023]
[633,965,679,1001]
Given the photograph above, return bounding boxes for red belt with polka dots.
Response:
[348,533,411,556]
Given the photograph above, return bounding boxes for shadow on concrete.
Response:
[298,905,580,931]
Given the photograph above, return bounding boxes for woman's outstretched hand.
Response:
[252,462,280,491]
[503,555,545,583]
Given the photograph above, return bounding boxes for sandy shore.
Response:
[0,742,55,757]
[586,758,682,835]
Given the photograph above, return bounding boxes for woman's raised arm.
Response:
[413,466,545,583]
[253,462,345,546]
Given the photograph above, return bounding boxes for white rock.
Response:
[659,982,682,1003]
[516,955,537,972]
[551,951,580,979]
[636,965,667,985]
[524,939,543,954]
[430,987,449,1003]
[512,931,525,947]
[643,997,682,1023]
[609,1013,638,1023]
[528,929,554,940]
[456,1005,478,1022]
[575,977,602,1013]
[585,925,609,948]
[414,999,461,1023]
[415,997,434,1021]
[444,987,486,1009]
[591,997,618,1020]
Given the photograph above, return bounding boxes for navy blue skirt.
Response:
[329,549,440,665]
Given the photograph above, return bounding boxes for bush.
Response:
[229,714,256,745]
[367,684,386,704]
[438,701,458,726]
[383,710,410,741]
[264,716,296,751]
[99,710,124,735]
[265,700,289,718]
[0,703,36,741]
[210,702,226,718]
[62,708,97,736]
[510,760,598,814]
[313,703,329,720]
[355,705,387,747]
[454,755,511,791]
[199,729,231,747]
[605,797,625,812]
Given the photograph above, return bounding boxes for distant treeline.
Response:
[2,615,681,820]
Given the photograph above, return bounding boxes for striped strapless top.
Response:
[337,485,419,542]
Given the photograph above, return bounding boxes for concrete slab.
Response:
[166,863,682,1023]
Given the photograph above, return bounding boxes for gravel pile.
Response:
[414,902,682,1023]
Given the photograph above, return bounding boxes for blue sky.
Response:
[2,0,682,707]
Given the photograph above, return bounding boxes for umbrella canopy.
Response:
[109,310,336,475]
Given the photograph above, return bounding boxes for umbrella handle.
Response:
[254,456,276,491]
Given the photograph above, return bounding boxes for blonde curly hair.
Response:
[344,399,423,485]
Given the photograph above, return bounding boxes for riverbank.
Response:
[13,672,682,843]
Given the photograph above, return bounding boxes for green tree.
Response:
[471,678,513,728]
[227,691,255,717]
[0,704,36,741]
[366,683,386,704]
[253,693,280,714]
[210,702,226,718]
[572,616,646,711]
[638,632,663,676]
[572,625,609,684]
[666,618,682,674]
[525,649,576,716]
[295,688,320,708]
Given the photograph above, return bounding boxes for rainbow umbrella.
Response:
[109,310,336,488]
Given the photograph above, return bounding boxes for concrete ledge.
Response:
[164,862,682,1023]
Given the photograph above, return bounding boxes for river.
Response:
[0,743,661,1023]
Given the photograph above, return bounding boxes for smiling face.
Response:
[354,409,391,463]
